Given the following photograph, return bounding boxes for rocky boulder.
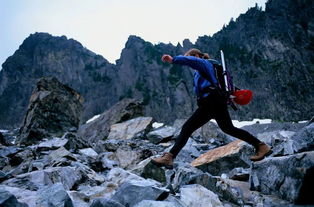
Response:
[191,140,254,176]
[107,117,153,140]
[78,98,144,145]
[250,151,314,204]
[17,77,83,146]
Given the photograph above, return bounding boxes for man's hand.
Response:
[161,55,173,63]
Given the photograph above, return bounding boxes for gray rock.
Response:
[36,182,74,207]
[79,148,99,159]
[0,185,38,207]
[141,160,167,184]
[78,99,144,145]
[291,123,314,153]
[111,180,168,207]
[147,126,176,144]
[90,198,125,207]
[0,188,28,207]
[227,167,250,181]
[48,147,76,166]
[2,166,83,191]
[63,132,90,152]
[0,146,22,157]
[38,137,68,150]
[17,77,83,146]
[179,184,223,207]
[134,200,183,207]
[250,151,314,203]
[108,117,153,140]
[171,163,203,192]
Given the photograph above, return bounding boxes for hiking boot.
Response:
[250,142,272,161]
[151,152,174,169]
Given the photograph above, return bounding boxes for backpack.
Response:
[199,51,239,110]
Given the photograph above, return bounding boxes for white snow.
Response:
[152,122,164,129]
[0,129,9,133]
[86,114,101,124]
[211,118,272,128]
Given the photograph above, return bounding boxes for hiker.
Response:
[151,48,271,169]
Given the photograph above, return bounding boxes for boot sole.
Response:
[250,149,273,162]
[150,159,174,169]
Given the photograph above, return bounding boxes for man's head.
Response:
[184,48,210,59]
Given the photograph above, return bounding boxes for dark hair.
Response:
[184,48,210,59]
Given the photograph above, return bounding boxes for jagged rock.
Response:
[79,148,98,159]
[189,173,242,205]
[171,163,203,192]
[93,139,162,170]
[179,184,223,207]
[227,167,250,181]
[111,180,168,207]
[17,77,83,146]
[78,98,144,144]
[140,160,167,183]
[291,123,314,153]
[0,146,22,158]
[134,200,184,207]
[108,117,153,140]
[90,198,124,207]
[36,182,74,207]
[191,140,253,176]
[250,151,314,203]
[37,137,68,150]
[0,132,10,146]
[147,126,176,144]
[173,139,201,163]
[0,188,28,207]
[63,132,90,152]
[0,185,38,207]
[2,166,83,191]
[48,147,76,166]
[99,152,118,169]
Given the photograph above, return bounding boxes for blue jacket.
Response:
[172,55,218,98]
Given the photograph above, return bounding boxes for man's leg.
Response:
[170,107,212,158]
[213,102,271,161]
[151,106,212,168]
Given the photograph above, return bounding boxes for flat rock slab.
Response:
[191,140,252,175]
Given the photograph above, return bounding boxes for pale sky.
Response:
[0,0,267,67]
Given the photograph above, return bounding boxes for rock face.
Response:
[16,77,83,146]
[0,0,313,129]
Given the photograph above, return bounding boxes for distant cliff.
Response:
[0,0,313,128]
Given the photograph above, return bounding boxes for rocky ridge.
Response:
[0,0,313,129]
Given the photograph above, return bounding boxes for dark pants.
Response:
[169,91,261,158]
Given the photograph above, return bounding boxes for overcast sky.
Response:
[0,0,267,67]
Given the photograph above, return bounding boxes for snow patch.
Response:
[86,114,101,124]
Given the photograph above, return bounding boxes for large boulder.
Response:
[17,77,83,146]
[250,151,314,204]
[191,140,253,176]
[2,166,83,191]
[111,180,168,207]
[107,117,153,140]
[291,123,314,153]
[78,98,144,145]
[36,182,74,207]
[0,188,28,207]
[179,184,223,207]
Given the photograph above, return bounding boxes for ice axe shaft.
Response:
[220,50,229,92]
